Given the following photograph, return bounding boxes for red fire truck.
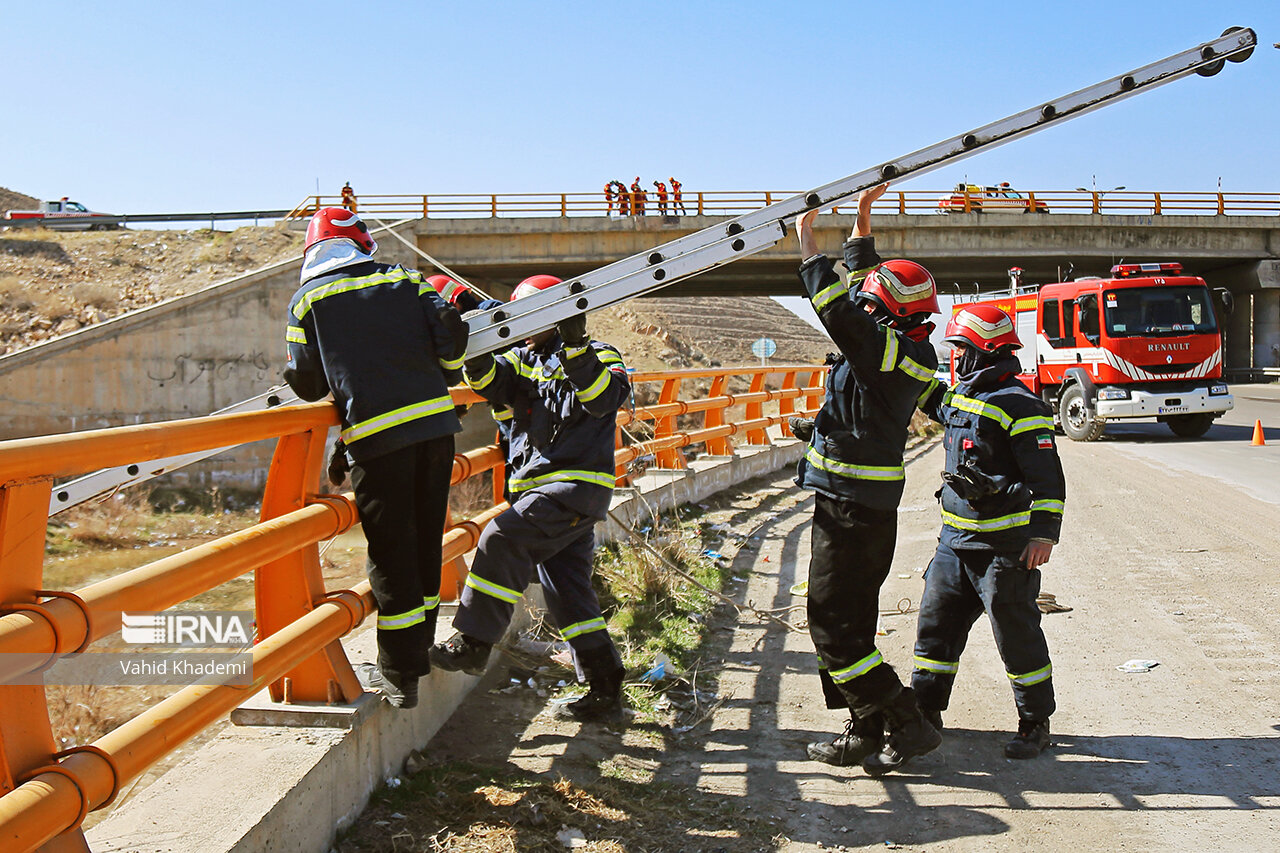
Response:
[951,263,1234,441]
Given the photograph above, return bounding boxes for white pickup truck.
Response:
[3,198,120,230]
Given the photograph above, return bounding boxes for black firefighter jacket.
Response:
[464,335,631,520]
[919,355,1066,552]
[795,237,939,510]
[284,260,467,463]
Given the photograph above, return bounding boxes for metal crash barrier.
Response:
[0,364,822,851]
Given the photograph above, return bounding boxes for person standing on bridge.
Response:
[340,182,357,213]
[284,207,468,710]
[793,183,943,774]
[630,177,645,216]
[653,180,669,216]
[431,274,632,722]
[911,304,1065,762]
[603,181,616,216]
[669,177,686,215]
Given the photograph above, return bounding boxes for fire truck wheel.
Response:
[1059,385,1105,442]
[1165,413,1214,438]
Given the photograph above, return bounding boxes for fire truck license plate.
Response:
[1159,405,1189,414]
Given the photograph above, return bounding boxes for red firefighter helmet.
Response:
[945,304,1022,352]
[510,274,562,301]
[305,207,376,254]
[856,258,939,320]
[425,274,471,306]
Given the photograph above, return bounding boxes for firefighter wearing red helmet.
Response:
[432,274,632,722]
[285,207,468,710]
[792,183,942,774]
[913,305,1066,761]
[425,274,483,313]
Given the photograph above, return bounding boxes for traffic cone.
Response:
[1251,420,1266,446]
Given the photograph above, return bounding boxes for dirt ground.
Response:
[341,433,1280,852]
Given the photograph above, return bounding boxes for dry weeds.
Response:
[337,761,774,853]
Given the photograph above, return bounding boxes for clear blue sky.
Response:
[4,2,1277,213]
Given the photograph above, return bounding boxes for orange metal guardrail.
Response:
[0,364,823,852]
[284,189,1280,221]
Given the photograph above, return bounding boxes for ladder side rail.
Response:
[460,28,1254,359]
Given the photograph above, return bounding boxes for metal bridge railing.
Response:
[284,189,1280,221]
[0,364,822,852]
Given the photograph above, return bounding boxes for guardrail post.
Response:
[0,479,93,850]
[490,195,498,218]
[898,191,906,214]
[560,194,568,217]
[744,371,771,446]
[1153,193,1162,215]
[696,193,704,216]
[255,428,360,704]
[703,374,732,456]
[1216,192,1225,215]
[422,195,429,218]
[1091,191,1101,214]
[653,377,687,469]
[778,371,799,435]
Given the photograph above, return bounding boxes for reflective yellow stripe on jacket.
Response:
[340,395,455,445]
[940,508,1030,532]
[509,469,616,493]
[293,269,411,321]
[803,446,904,482]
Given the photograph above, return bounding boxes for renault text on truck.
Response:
[952,263,1233,441]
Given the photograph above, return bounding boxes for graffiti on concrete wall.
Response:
[147,351,273,385]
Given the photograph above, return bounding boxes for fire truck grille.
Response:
[1139,363,1197,375]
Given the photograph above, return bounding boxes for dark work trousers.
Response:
[350,434,455,685]
[454,490,621,671]
[807,494,906,717]
[912,540,1055,722]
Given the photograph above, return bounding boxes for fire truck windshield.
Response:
[1103,285,1217,338]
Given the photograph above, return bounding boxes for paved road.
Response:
[1091,382,1280,506]
[416,405,1280,851]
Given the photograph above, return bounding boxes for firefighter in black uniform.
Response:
[914,304,1066,759]
[431,275,632,722]
[284,207,468,710]
[794,184,943,774]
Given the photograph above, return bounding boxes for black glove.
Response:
[327,439,350,487]
[557,314,589,348]
[788,417,815,443]
[465,353,493,376]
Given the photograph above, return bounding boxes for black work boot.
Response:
[1004,719,1051,759]
[556,646,625,722]
[923,709,944,732]
[863,688,943,776]
[356,662,418,709]
[429,632,492,676]
[807,713,884,766]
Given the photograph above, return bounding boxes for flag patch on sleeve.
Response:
[1037,434,1054,450]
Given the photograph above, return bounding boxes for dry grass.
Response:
[0,273,74,315]
[337,761,775,853]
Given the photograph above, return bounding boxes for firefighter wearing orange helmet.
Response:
[913,304,1066,761]
[792,183,942,775]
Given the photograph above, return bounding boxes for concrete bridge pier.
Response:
[1218,259,1280,377]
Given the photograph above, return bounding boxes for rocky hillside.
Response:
[0,185,38,215]
[0,223,832,367]
[0,225,304,353]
